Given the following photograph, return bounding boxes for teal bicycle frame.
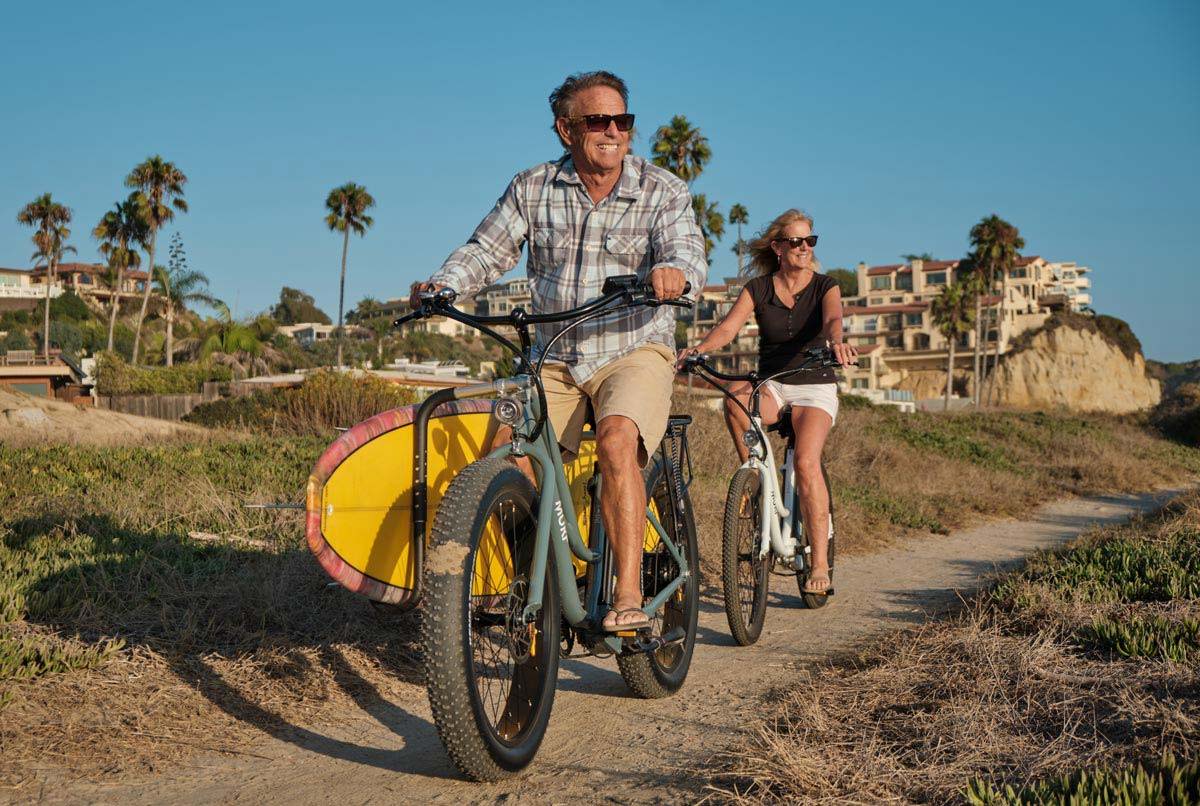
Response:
[450,373,691,654]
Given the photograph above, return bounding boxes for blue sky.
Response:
[3,1,1197,360]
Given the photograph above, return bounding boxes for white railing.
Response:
[0,284,63,299]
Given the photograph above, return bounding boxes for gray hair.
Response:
[548,71,629,148]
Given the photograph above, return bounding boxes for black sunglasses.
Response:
[566,113,636,133]
[773,235,819,249]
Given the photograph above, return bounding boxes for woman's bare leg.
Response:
[722,381,781,463]
[791,406,834,592]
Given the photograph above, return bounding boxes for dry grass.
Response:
[708,493,1200,804]
[1,400,1197,790]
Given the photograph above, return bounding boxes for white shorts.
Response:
[763,381,839,425]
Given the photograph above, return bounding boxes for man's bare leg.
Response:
[595,415,647,629]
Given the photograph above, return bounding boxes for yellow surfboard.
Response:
[305,400,599,606]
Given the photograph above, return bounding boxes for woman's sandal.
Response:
[603,608,651,632]
[802,571,835,597]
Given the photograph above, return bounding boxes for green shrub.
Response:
[184,369,417,436]
[94,351,232,395]
[965,753,1200,805]
[2,331,32,352]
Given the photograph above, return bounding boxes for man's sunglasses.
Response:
[566,113,636,133]
[773,235,819,249]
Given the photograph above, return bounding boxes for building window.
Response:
[885,335,903,349]
[852,378,869,389]
[859,357,872,370]
[1010,267,1027,279]
[870,276,891,290]
[896,273,913,291]
[890,296,904,303]
[884,314,902,330]
[869,297,885,305]
[864,319,878,332]
[914,333,930,350]
[905,313,923,326]
[926,271,946,285]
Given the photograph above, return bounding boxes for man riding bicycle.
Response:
[410,70,707,632]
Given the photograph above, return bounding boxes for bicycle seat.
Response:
[765,407,794,439]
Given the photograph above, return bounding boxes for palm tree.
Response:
[154,263,217,367]
[931,280,976,411]
[650,115,711,184]
[17,194,74,362]
[126,156,188,365]
[692,194,725,262]
[324,183,375,368]
[970,215,1025,407]
[729,203,749,275]
[93,194,147,353]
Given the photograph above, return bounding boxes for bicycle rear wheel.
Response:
[722,467,770,645]
[422,457,560,781]
[616,453,700,698]
[795,461,835,610]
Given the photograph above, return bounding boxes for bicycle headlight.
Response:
[494,396,524,427]
[742,429,761,447]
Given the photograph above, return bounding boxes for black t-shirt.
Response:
[744,272,838,384]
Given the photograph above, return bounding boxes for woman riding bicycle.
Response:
[677,208,855,596]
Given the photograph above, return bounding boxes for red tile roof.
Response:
[866,263,905,276]
[856,344,881,354]
[921,260,959,271]
[30,262,149,281]
[843,302,930,315]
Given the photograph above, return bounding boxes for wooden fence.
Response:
[95,384,221,421]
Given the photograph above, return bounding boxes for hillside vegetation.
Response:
[0,402,1197,786]
[711,492,1200,804]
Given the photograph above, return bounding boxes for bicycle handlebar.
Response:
[393,275,692,329]
[681,346,845,383]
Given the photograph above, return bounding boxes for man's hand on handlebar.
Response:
[649,267,688,301]
[409,280,451,310]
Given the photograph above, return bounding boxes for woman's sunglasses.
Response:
[566,113,636,133]
[773,235,819,249]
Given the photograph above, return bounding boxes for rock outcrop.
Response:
[993,319,1161,413]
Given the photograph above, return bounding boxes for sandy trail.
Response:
[44,490,1179,805]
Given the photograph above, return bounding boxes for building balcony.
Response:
[0,284,63,300]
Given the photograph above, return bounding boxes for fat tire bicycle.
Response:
[682,349,842,646]
[396,276,700,780]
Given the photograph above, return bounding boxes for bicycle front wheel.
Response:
[722,467,770,646]
[616,454,700,698]
[422,457,560,781]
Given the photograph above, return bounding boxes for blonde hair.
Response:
[745,208,817,277]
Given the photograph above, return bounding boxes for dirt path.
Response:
[43,490,1180,805]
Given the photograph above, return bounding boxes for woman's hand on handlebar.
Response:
[649,267,688,301]
[831,340,858,367]
[675,346,701,370]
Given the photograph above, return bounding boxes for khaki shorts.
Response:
[540,343,676,466]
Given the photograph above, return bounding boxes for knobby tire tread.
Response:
[722,467,770,646]
[420,457,558,782]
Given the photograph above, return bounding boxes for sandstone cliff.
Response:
[993,317,1161,413]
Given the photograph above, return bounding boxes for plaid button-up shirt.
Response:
[431,154,707,383]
